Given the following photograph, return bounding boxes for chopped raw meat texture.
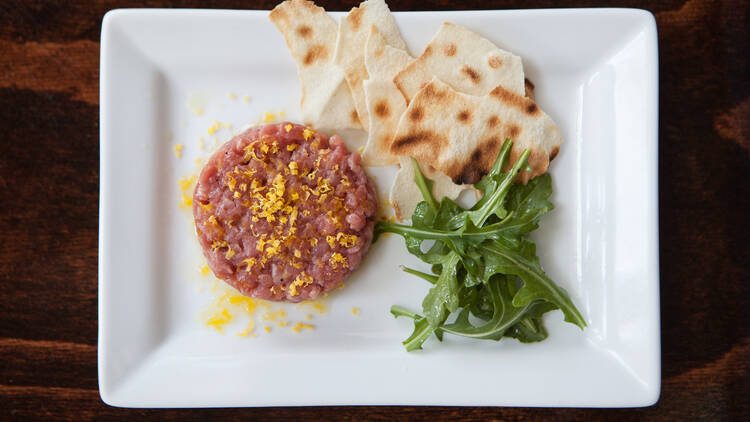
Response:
[193,123,378,302]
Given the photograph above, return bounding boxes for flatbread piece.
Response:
[390,77,562,186]
[361,26,412,166]
[270,0,361,130]
[334,0,408,128]
[394,22,525,103]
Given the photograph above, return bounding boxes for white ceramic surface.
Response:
[99,8,660,407]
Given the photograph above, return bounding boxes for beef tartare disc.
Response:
[193,122,378,302]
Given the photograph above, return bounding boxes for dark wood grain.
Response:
[1,0,748,420]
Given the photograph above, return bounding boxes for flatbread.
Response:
[362,26,475,217]
[270,0,361,130]
[334,0,407,129]
[390,156,469,220]
[390,78,562,186]
[361,26,412,166]
[394,22,525,103]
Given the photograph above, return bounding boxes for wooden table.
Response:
[1,0,747,420]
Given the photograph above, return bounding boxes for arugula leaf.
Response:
[479,239,585,328]
[421,252,461,326]
[441,276,539,340]
[464,149,530,227]
[376,139,585,351]
[497,173,554,236]
[390,306,440,351]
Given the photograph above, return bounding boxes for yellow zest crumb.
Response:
[262,309,287,321]
[180,193,193,208]
[285,124,293,133]
[200,265,210,276]
[206,309,232,333]
[211,240,228,250]
[338,233,358,247]
[263,111,275,123]
[228,92,237,99]
[241,258,256,272]
[198,137,204,150]
[279,321,288,327]
[225,248,235,259]
[225,173,237,190]
[195,157,202,166]
[195,108,204,116]
[264,326,271,333]
[311,302,327,314]
[228,295,258,314]
[292,322,314,333]
[199,202,212,211]
[287,143,298,151]
[243,95,250,102]
[174,144,184,158]
[303,128,315,141]
[351,307,360,316]
[305,314,312,320]
[207,121,222,135]
[236,320,256,337]
[179,175,196,191]
[329,252,348,269]
[289,272,314,296]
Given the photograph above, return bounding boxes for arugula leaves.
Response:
[375,139,585,351]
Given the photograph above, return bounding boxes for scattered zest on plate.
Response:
[375,139,585,351]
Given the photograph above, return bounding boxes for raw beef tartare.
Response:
[193,122,378,302]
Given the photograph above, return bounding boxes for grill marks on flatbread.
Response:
[391,78,562,185]
[394,22,526,103]
[361,26,412,166]
[383,22,536,218]
[334,0,407,129]
[270,0,361,130]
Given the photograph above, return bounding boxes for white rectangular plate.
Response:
[99,8,660,407]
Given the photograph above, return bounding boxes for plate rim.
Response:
[98,6,660,408]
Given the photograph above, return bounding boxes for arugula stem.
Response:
[377,220,512,240]
[391,305,420,319]
[469,149,530,227]
[411,157,438,213]
[401,266,438,284]
[403,322,436,351]
[489,138,513,176]
[441,281,536,339]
